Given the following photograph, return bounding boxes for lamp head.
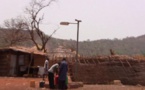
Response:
[60,22,69,25]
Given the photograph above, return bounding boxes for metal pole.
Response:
[60,19,81,80]
[75,19,81,63]
[75,19,81,80]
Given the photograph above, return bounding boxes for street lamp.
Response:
[60,19,81,62]
[60,19,82,80]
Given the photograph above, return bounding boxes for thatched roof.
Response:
[0,46,46,55]
[48,46,76,58]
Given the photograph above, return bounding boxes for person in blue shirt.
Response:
[58,58,68,90]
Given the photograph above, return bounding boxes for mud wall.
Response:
[70,55,145,85]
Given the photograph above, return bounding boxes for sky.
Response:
[0,0,145,41]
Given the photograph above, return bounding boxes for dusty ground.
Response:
[0,77,145,90]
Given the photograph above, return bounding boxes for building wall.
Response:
[70,57,145,85]
[33,54,45,67]
[0,53,10,76]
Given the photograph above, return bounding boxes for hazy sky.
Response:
[0,0,145,41]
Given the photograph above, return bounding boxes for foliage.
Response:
[0,17,30,46]
[0,28,145,57]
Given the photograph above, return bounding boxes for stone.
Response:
[113,80,122,85]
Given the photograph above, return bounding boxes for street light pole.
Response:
[60,19,81,63]
[60,19,82,80]
[75,19,81,63]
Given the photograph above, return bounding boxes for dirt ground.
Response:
[1,77,145,90]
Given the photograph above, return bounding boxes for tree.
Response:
[0,16,30,46]
[25,0,57,52]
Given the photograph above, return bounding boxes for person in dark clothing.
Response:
[58,58,68,90]
[48,63,59,89]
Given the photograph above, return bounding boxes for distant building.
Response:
[47,46,76,59]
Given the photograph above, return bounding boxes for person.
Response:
[48,62,60,89]
[43,57,49,80]
[58,58,68,90]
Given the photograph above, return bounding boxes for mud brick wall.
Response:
[70,55,145,85]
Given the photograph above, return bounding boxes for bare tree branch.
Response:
[1,16,30,46]
[25,0,57,52]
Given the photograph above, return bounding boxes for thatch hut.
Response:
[48,46,76,59]
[0,46,46,77]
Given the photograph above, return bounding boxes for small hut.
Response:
[0,46,46,77]
[47,46,76,66]
[48,46,76,59]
